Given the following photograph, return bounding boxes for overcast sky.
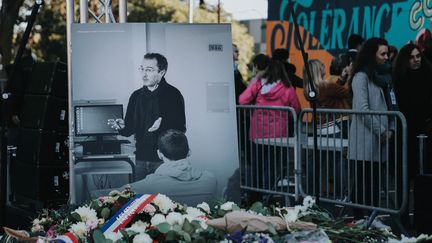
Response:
[204,0,268,20]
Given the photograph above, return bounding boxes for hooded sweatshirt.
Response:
[239,79,301,140]
[130,158,217,206]
[91,158,217,206]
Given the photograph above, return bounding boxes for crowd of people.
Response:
[235,32,432,228]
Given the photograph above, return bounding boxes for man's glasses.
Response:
[138,65,159,73]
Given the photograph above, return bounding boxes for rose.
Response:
[73,206,98,223]
[46,226,56,238]
[141,204,156,216]
[127,220,149,234]
[186,207,205,218]
[31,223,43,233]
[197,202,210,214]
[133,233,152,243]
[69,222,87,239]
[153,194,174,214]
[220,201,236,211]
[166,212,184,226]
[150,214,166,226]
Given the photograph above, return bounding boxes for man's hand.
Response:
[108,118,125,130]
[148,117,162,132]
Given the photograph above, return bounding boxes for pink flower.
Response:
[46,226,57,238]
[86,219,99,230]
[140,204,156,216]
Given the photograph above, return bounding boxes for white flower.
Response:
[104,231,123,242]
[153,194,174,214]
[302,196,315,208]
[284,207,300,223]
[166,212,184,226]
[31,223,43,233]
[295,204,308,214]
[127,220,149,234]
[69,222,88,239]
[133,233,153,243]
[186,207,205,218]
[73,206,98,223]
[108,190,121,196]
[99,196,115,204]
[197,202,210,214]
[150,213,166,226]
[220,201,236,211]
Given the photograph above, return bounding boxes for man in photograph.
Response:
[110,53,186,180]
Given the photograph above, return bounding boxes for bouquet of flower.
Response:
[2,186,427,243]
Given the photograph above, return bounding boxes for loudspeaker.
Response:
[20,95,68,131]
[11,161,69,208]
[26,61,67,98]
[16,128,68,165]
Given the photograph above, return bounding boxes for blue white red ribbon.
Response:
[49,232,79,243]
[101,194,156,233]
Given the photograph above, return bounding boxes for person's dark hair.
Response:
[263,60,291,87]
[393,43,432,82]
[348,34,364,50]
[158,129,190,161]
[352,37,388,78]
[252,54,270,71]
[330,53,351,75]
[144,53,168,72]
[272,48,289,61]
[388,45,398,62]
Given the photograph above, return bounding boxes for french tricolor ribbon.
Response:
[49,232,79,243]
[101,194,156,233]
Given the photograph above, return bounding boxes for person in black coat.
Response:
[393,43,432,227]
[394,43,432,177]
[110,53,186,180]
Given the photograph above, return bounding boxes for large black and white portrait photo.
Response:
[71,23,239,205]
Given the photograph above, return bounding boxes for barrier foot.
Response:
[391,214,409,237]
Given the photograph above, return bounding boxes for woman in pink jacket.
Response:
[239,60,301,140]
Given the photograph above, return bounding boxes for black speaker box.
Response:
[27,61,67,98]
[20,95,68,131]
[16,128,68,165]
[11,161,69,206]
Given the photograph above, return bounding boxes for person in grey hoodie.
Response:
[92,129,217,206]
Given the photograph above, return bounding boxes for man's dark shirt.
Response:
[120,78,186,161]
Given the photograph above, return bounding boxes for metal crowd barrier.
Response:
[298,108,408,221]
[236,105,299,200]
[237,106,408,229]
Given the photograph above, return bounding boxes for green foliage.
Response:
[5,0,255,80]
[92,229,107,243]
[32,0,67,62]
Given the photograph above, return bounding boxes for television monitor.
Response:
[74,104,123,137]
